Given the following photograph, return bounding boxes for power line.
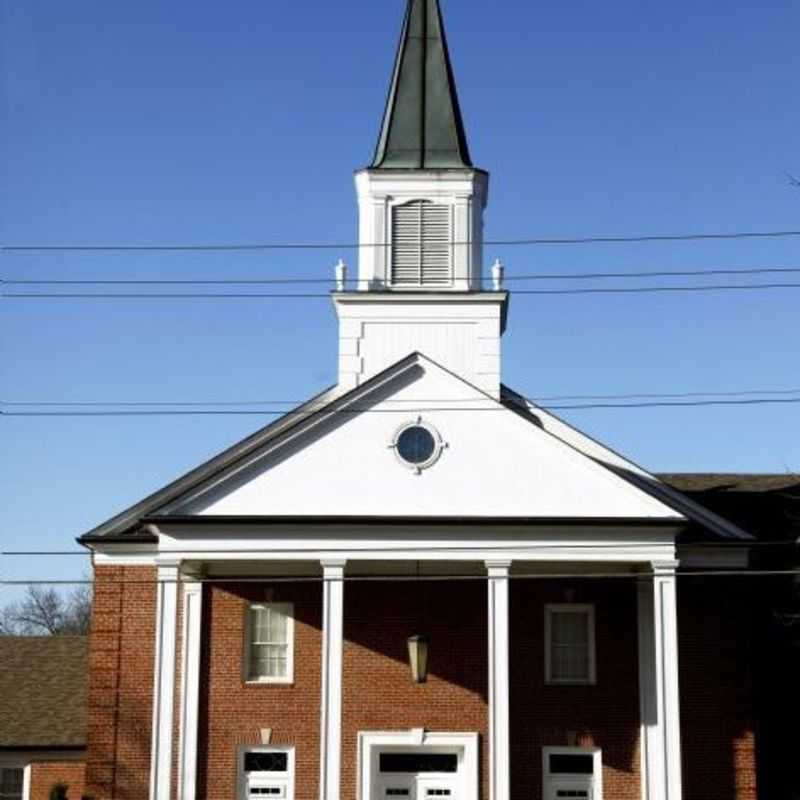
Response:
[2,397,800,416]
[5,281,800,299]
[4,540,779,557]
[3,568,800,587]
[3,228,800,252]
[3,387,799,407]
[5,265,800,286]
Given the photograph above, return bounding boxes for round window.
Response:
[391,420,444,472]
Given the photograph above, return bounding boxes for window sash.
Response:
[546,605,595,684]
[0,768,24,800]
[247,603,293,682]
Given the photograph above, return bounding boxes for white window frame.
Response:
[237,745,295,800]
[542,746,602,800]
[387,198,454,288]
[544,604,596,685]
[244,602,295,685]
[0,762,30,800]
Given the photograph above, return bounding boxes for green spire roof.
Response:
[371,0,473,170]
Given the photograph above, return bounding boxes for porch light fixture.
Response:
[407,634,430,683]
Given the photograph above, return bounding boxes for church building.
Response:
[79,2,758,800]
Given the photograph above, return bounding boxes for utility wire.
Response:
[3,569,800,587]
[3,397,800,415]
[3,387,799,408]
[3,228,800,251]
[5,265,800,286]
[5,539,794,557]
[5,282,800,299]
[0,397,800,417]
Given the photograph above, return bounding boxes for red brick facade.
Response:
[85,565,157,800]
[28,761,86,800]
[510,579,642,800]
[85,570,758,800]
[678,579,758,800]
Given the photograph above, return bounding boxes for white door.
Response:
[376,751,460,800]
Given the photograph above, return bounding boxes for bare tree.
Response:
[0,585,92,636]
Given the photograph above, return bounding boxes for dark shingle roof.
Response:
[0,636,87,748]
[658,473,800,542]
[371,0,473,169]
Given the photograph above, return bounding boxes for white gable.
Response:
[165,356,681,520]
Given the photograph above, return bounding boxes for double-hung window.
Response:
[246,602,294,683]
[0,768,24,800]
[545,604,596,685]
[390,200,452,287]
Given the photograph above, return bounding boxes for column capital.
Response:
[485,559,512,575]
[650,559,680,577]
[321,559,347,574]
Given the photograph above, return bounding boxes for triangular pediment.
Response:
[154,354,681,521]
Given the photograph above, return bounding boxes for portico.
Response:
[118,519,685,800]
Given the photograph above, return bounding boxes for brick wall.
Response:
[678,578,757,800]
[195,581,323,800]
[341,579,489,800]
[29,761,85,800]
[85,565,157,800]
[82,568,760,800]
[510,578,641,800]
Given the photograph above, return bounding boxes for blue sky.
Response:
[1,0,799,588]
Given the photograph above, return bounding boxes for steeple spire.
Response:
[371,0,473,169]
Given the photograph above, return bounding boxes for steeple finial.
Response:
[371,0,473,170]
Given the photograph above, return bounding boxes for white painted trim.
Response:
[638,562,682,800]
[149,563,180,800]
[177,580,203,800]
[243,602,295,684]
[356,731,479,800]
[541,746,602,800]
[236,745,295,800]
[319,560,346,800]
[486,560,511,800]
[94,525,678,568]
[544,604,597,685]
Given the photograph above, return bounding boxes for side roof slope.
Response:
[0,636,87,749]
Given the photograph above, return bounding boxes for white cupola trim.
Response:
[353,169,489,293]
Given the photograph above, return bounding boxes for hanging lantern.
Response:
[407,634,429,683]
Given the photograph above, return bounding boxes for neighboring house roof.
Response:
[370,0,473,169]
[0,636,87,749]
[658,473,800,542]
[78,352,757,544]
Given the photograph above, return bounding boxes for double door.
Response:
[379,775,457,800]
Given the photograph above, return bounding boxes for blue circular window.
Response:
[397,425,436,465]
[392,420,444,472]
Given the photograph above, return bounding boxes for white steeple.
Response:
[332,0,508,398]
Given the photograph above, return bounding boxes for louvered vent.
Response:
[391,201,452,287]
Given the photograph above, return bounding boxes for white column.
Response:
[486,560,511,800]
[150,562,180,800]
[177,579,203,800]
[638,561,683,800]
[319,559,346,800]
